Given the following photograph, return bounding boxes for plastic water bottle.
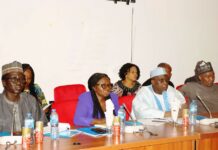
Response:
[118,105,126,133]
[50,109,59,140]
[24,113,34,144]
[189,100,197,125]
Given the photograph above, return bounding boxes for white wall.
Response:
[133,0,218,85]
[0,0,218,101]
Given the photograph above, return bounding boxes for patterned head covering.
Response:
[150,67,167,78]
[2,61,23,76]
[195,60,213,76]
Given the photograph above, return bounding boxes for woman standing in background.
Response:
[112,63,141,97]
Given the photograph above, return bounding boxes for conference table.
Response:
[1,120,218,150]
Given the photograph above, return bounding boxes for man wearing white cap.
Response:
[0,61,47,133]
[132,67,186,119]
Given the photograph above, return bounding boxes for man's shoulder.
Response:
[0,94,4,103]
[167,85,183,95]
[186,82,199,86]
[179,82,199,90]
[139,85,150,92]
[21,92,37,103]
[0,93,3,99]
[134,86,151,97]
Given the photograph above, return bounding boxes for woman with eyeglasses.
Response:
[112,63,141,97]
[74,73,119,126]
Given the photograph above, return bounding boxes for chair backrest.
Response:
[54,84,86,102]
[176,84,189,104]
[118,95,135,120]
[52,100,78,126]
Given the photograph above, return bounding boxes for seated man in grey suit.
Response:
[0,61,47,134]
[179,60,218,114]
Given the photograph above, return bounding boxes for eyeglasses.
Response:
[6,77,26,84]
[5,141,17,149]
[96,84,113,89]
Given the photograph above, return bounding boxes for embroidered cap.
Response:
[150,67,167,78]
[195,60,213,76]
[2,61,23,76]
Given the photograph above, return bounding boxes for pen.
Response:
[152,118,167,120]
[152,120,168,122]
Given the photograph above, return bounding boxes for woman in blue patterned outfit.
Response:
[22,63,48,109]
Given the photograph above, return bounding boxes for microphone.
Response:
[121,104,145,133]
[122,104,136,122]
[196,95,218,126]
[196,95,212,118]
[121,104,157,135]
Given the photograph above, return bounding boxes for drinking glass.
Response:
[105,112,114,135]
[171,100,180,126]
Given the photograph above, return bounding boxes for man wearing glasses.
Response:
[0,61,47,134]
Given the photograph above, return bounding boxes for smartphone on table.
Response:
[91,128,107,134]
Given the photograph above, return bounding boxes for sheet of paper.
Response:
[44,123,70,134]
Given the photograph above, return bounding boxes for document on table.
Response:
[138,118,171,126]
[44,123,71,134]
[44,129,81,138]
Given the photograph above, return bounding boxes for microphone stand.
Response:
[196,95,212,118]
[122,104,158,136]
[122,104,136,123]
[122,103,138,133]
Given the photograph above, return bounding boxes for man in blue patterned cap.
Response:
[179,60,218,114]
[132,67,186,119]
[0,61,47,134]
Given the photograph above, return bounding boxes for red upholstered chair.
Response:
[54,84,86,102]
[52,84,86,125]
[176,84,184,90]
[118,95,135,120]
[52,100,78,126]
